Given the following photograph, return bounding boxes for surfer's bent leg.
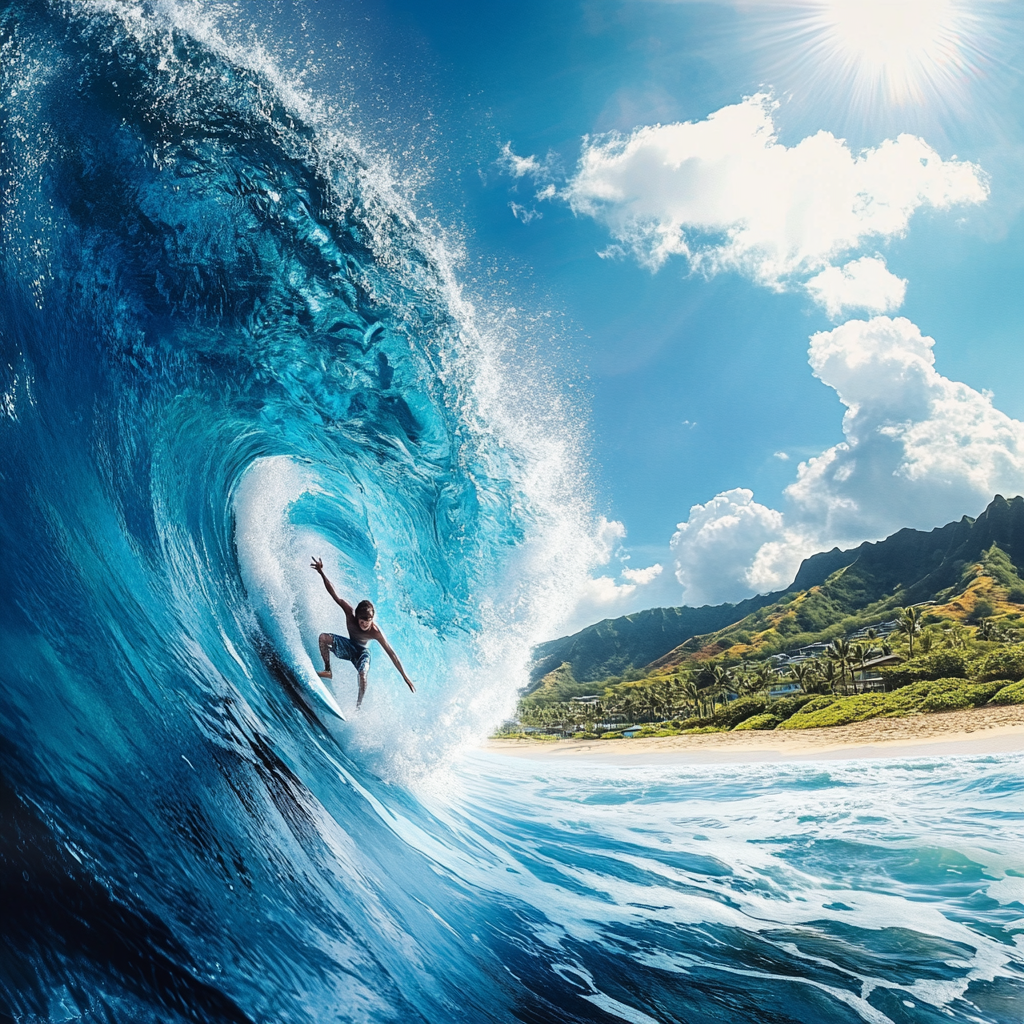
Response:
[354,646,370,708]
[317,633,334,678]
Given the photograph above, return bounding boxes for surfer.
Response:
[310,558,416,708]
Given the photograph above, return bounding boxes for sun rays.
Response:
[742,0,1008,137]
[802,0,978,107]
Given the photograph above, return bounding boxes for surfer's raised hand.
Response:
[310,556,324,573]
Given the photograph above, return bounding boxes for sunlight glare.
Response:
[810,0,969,106]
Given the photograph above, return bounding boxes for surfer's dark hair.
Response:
[355,600,375,621]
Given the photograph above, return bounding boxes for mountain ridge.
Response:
[531,495,1024,690]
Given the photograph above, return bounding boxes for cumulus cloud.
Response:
[669,489,793,605]
[805,256,907,318]
[562,93,986,301]
[593,515,627,561]
[559,520,673,632]
[622,563,664,585]
[791,315,1024,541]
[671,316,1024,603]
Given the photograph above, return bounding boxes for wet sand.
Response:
[484,704,1024,765]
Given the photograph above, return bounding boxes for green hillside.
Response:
[530,494,1024,693]
[529,595,784,686]
[652,493,1024,671]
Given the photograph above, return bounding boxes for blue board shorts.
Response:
[329,634,370,674]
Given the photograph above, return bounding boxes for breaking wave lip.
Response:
[1,2,1022,1023]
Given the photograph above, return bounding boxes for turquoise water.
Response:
[0,2,1022,1021]
[438,752,1024,1024]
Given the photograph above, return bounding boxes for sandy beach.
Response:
[484,704,1024,765]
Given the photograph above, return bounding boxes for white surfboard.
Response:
[307,672,346,720]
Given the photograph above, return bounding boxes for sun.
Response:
[749,0,997,125]
[811,0,970,106]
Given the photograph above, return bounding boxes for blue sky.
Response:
[278,0,1024,630]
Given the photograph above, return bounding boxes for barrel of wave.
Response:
[233,456,527,779]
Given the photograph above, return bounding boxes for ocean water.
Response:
[1,3,1022,1022]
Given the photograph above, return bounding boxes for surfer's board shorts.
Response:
[329,634,371,674]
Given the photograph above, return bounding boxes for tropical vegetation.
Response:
[497,612,1024,740]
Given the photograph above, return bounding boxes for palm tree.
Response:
[634,688,659,720]
[819,660,840,694]
[827,638,852,693]
[738,674,762,697]
[661,677,683,719]
[680,678,700,719]
[615,690,642,727]
[848,642,867,693]
[710,663,734,689]
[801,666,831,695]
[788,661,816,693]
[705,682,726,716]
[897,606,921,658]
[752,662,775,694]
[944,622,967,650]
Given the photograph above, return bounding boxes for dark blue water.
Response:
[1,3,1023,1021]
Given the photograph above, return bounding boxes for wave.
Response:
[1,3,1022,1022]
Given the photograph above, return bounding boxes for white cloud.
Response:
[499,143,560,184]
[671,316,1024,604]
[559,522,674,633]
[805,256,907,318]
[509,201,542,224]
[569,517,636,618]
[499,143,548,180]
[563,93,987,296]
[593,515,627,561]
[790,315,1024,542]
[670,489,795,605]
[622,563,664,585]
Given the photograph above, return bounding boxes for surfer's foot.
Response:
[317,669,333,679]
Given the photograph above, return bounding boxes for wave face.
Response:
[1,3,1023,1023]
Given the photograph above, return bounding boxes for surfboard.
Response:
[307,673,346,720]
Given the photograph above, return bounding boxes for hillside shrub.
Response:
[973,645,1024,682]
[795,695,838,715]
[770,694,815,720]
[779,694,892,730]
[920,689,972,712]
[683,725,727,734]
[733,714,780,731]
[778,678,1004,728]
[881,650,969,688]
[989,680,1024,705]
[916,680,1002,711]
[637,726,681,737]
[709,695,767,729]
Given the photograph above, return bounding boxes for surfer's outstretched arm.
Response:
[310,557,354,616]
[377,633,416,693]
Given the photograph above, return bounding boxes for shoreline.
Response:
[483,704,1024,765]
